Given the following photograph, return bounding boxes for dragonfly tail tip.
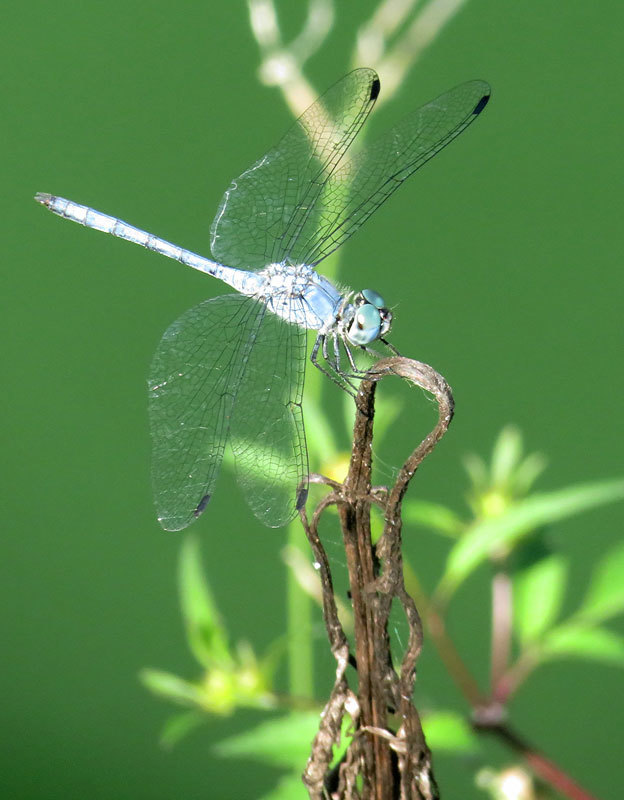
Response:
[34,192,53,207]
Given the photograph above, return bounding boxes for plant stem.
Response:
[474,721,601,800]
[490,570,513,691]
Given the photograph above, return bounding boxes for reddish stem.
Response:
[476,722,600,800]
[490,571,513,691]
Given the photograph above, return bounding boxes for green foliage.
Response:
[403,499,464,538]
[214,710,354,799]
[513,554,568,645]
[140,426,624,796]
[438,477,624,602]
[140,535,280,740]
[214,712,322,769]
[579,538,624,623]
[179,535,233,669]
[139,669,206,707]
[403,429,624,689]
[511,540,624,669]
[539,624,624,666]
[463,426,547,518]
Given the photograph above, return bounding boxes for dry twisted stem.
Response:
[300,357,453,799]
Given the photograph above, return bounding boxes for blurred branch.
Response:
[356,0,420,64]
[358,0,470,107]
[247,0,333,117]
[247,0,471,118]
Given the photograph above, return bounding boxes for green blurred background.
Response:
[3,1,623,798]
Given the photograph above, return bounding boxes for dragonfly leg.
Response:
[354,338,401,372]
[310,334,357,396]
[333,336,361,392]
[338,340,377,383]
[327,336,359,391]
[321,333,330,364]
[330,334,342,372]
[343,341,362,374]
[378,337,401,356]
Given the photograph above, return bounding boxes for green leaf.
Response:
[403,499,464,537]
[541,624,624,666]
[490,426,523,486]
[159,710,206,749]
[179,534,233,668]
[510,451,547,496]
[463,453,488,491]
[580,539,624,623]
[422,710,480,754]
[139,668,205,706]
[513,554,568,644]
[213,711,321,769]
[438,478,624,600]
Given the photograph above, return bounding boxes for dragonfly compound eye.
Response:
[347,303,382,346]
[361,288,387,309]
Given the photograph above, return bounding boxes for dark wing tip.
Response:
[295,486,308,511]
[473,92,490,116]
[193,493,211,518]
[370,76,381,101]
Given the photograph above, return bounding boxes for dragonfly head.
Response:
[346,289,392,347]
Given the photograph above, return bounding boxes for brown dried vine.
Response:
[300,356,454,800]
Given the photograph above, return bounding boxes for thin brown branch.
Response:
[368,358,453,799]
[300,498,346,656]
[299,501,355,798]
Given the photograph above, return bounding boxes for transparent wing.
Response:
[210,68,380,270]
[300,80,491,265]
[230,308,308,527]
[148,294,264,531]
[210,74,489,271]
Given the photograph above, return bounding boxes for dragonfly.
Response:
[36,68,490,531]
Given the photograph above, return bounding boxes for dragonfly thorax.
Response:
[258,262,343,331]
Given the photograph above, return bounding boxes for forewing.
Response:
[148,294,264,531]
[298,80,491,265]
[230,308,308,527]
[210,68,380,270]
